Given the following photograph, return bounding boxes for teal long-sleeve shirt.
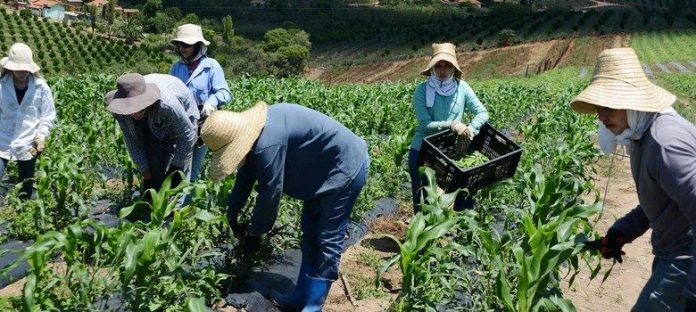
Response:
[410,79,489,151]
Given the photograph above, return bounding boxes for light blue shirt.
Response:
[410,79,489,150]
[170,56,232,108]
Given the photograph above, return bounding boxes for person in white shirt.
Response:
[0,43,56,200]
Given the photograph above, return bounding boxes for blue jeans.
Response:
[0,157,37,200]
[190,145,207,182]
[408,148,474,214]
[300,157,369,281]
[632,257,689,312]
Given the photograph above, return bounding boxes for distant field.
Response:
[631,31,696,63]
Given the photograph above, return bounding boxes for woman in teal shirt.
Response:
[409,43,489,213]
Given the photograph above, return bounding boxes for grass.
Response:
[655,72,696,123]
[631,30,696,64]
[357,251,382,269]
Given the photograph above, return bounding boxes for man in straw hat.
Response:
[106,73,199,206]
[572,47,696,311]
[200,102,369,312]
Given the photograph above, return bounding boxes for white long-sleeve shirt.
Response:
[0,74,56,161]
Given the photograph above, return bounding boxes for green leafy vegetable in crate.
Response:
[455,151,488,168]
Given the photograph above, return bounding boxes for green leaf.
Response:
[187,297,209,312]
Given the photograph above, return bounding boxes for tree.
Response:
[222,15,234,45]
[113,17,143,44]
[498,28,516,47]
[273,44,309,77]
[149,12,176,34]
[142,0,161,19]
[261,28,311,52]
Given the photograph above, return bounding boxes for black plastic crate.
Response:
[419,123,523,193]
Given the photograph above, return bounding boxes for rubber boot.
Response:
[301,275,332,312]
[271,263,312,307]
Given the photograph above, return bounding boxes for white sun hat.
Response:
[1,43,40,73]
[171,24,211,46]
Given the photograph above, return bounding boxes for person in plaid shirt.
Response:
[105,73,199,204]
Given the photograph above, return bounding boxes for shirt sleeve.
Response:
[36,84,56,139]
[655,139,696,298]
[227,160,257,222]
[248,144,286,237]
[204,60,232,108]
[114,114,150,173]
[413,85,451,136]
[461,82,489,135]
[610,205,650,242]
[161,102,196,169]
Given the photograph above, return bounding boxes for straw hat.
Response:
[1,43,40,73]
[420,43,462,78]
[570,48,676,114]
[105,73,161,115]
[201,101,268,181]
[171,24,210,46]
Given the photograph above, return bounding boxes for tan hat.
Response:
[1,43,40,73]
[171,24,210,46]
[570,48,676,114]
[201,101,268,181]
[105,73,161,115]
[420,43,462,78]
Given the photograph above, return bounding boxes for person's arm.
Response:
[35,83,56,139]
[114,114,150,173]
[655,139,696,299]
[162,101,197,169]
[227,159,257,223]
[609,205,650,242]
[413,85,451,135]
[204,60,232,109]
[247,145,286,237]
[461,82,489,135]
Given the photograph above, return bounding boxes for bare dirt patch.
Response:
[561,153,652,311]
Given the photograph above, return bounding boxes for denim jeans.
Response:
[0,157,37,200]
[190,145,208,182]
[408,148,474,214]
[300,156,369,281]
[632,257,689,312]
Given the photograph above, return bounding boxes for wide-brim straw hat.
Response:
[570,48,676,114]
[1,43,40,73]
[201,101,268,181]
[171,24,210,46]
[420,43,462,78]
[105,73,161,115]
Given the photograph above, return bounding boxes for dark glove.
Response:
[685,298,696,312]
[242,234,262,254]
[195,116,207,148]
[584,228,626,263]
[166,166,184,189]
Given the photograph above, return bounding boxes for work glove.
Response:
[165,166,184,189]
[450,121,474,140]
[584,228,626,263]
[201,103,216,117]
[685,298,696,312]
[33,137,45,154]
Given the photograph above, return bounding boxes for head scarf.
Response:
[598,107,676,154]
[425,68,457,108]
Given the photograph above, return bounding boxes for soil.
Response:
[561,152,652,311]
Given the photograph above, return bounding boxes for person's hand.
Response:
[201,103,216,117]
[584,228,626,263]
[33,137,45,154]
[450,121,473,139]
[165,166,184,188]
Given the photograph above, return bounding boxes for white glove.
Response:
[450,121,474,139]
[201,103,217,117]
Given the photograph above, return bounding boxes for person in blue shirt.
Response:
[200,102,369,312]
[170,24,232,182]
[409,43,489,213]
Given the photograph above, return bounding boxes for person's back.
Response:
[257,103,368,199]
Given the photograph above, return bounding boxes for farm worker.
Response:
[170,23,232,182]
[105,73,199,201]
[571,48,696,311]
[200,102,369,312]
[409,42,489,213]
[0,43,56,200]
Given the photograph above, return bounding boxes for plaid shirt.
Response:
[113,74,199,173]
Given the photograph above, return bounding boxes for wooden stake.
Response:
[340,272,357,307]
